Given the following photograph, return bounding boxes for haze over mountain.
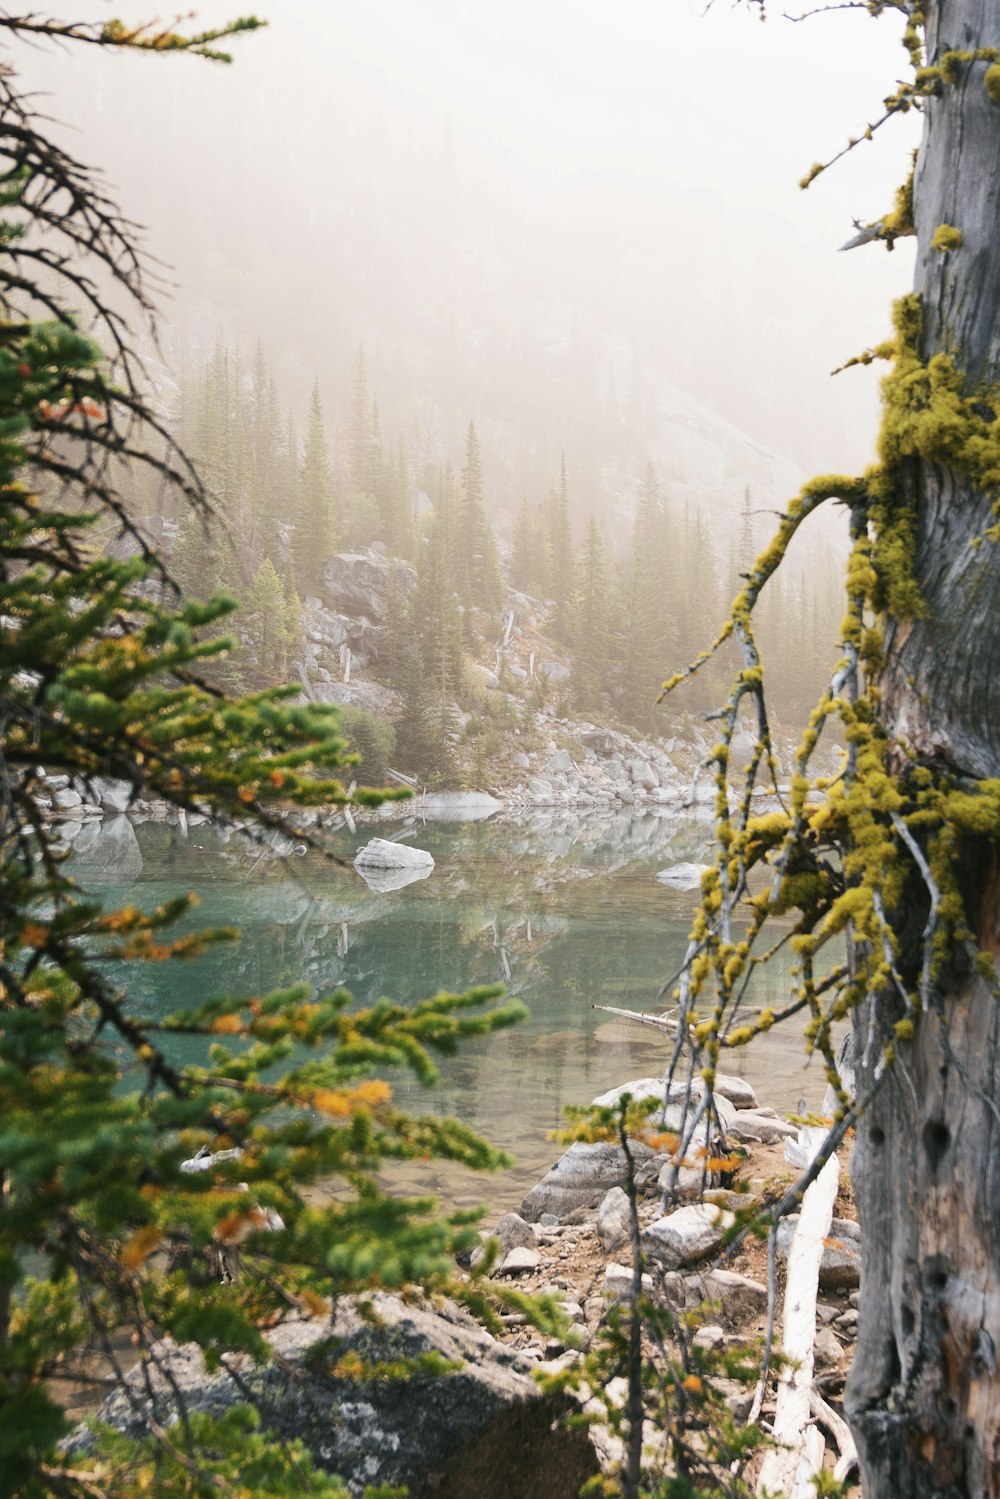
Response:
[23,0,918,547]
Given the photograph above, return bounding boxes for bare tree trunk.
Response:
[845,3,1000,1492]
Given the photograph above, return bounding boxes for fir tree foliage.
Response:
[0,27,533,1497]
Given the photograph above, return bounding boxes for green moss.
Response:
[986,64,1000,104]
[930,223,963,252]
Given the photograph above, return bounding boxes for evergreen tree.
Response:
[547,452,574,638]
[243,555,294,683]
[456,420,503,617]
[571,515,613,714]
[616,462,676,730]
[293,381,336,596]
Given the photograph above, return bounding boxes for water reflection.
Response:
[76,806,838,1212]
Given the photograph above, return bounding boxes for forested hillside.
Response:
[133,339,844,783]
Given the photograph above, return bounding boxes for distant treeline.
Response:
[131,339,844,767]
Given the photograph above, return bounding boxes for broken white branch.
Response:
[809,1388,859,1484]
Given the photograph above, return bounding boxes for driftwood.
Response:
[592,1002,680,1033]
[756,1130,840,1498]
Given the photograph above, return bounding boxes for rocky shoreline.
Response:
[76,1070,861,1496]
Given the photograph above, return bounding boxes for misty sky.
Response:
[21,2,920,494]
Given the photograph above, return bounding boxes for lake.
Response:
[74,804,834,1214]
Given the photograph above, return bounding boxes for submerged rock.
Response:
[72,1293,598,1498]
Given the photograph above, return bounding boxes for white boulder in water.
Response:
[353,837,434,871]
[656,861,711,891]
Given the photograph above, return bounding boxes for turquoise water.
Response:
[74,807,831,1213]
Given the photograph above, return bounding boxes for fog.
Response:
[21,0,918,537]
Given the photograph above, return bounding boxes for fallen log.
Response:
[756,1128,840,1498]
[592,1002,680,1032]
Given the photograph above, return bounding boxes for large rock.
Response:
[520,1141,656,1223]
[353,838,434,871]
[684,1269,768,1324]
[642,1204,734,1270]
[577,728,619,757]
[590,1078,738,1133]
[629,759,659,791]
[73,1293,598,1498]
[88,775,133,813]
[727,1110,798,1144]
[467,662,501,693]
[323,551,416,622]
[309,680,401,717]
[777,1214,861,1290]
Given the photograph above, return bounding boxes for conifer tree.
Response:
[616,462,676,730]
[456,420,503,617]
[570,515,613,714]
[293,381,336,595]
[547,452,574,639]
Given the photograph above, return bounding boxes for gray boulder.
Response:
[684,1269,768,1324]
[777,1214,861,1290]
[539,659,570,684]
[520,1141,656,1223]
[467,662,501,693]
[727,1110,799,1145]
[73,1293,598,1498]
[499,1246,540,1276]
[323,551,416,622]
[641,1205,734,1271]
[473,1212,537,1270]
[578,729,619,757]
[591,1078,737,1134]
[309,680,401,717]
[629,759,659,791]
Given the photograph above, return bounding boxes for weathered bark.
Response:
[846,3,1000,1492]
[879,0,1000,781]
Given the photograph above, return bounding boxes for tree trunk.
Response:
[845,3,1000,1492]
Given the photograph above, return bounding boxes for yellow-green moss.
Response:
[930,223,963,253]
[986,64,1000,104]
